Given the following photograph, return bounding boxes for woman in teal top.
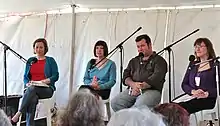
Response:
[82,40,116,100]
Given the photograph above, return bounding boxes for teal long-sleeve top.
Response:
[24,56,59,91]
[83,59,116,90]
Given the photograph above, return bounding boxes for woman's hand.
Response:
[41,78,51,84]
[92,81,100,90]
[191,89,209,98]
[197,91,209,98]
[91,76,100,90]
[26,82,31,87]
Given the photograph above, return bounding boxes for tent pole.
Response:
[68,4,76,96]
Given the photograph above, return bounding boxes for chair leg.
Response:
[46,112,51,126]
[46,101,52,126]
[201,111,204,121]
[106,102,111,121]
[194,113,198,126]
[16,114,22,126]
[211,112,216,119]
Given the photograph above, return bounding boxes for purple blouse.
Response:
[181,61,219,98]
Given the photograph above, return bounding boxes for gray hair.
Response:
[0,109,12,126]
[57,89,105,126]
[107,107,166,126]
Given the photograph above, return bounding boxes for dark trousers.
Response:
[19,86,53,126]
[177,97,216,114]
[79,85,111,100]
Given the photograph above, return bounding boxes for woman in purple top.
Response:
[177,38,218,114]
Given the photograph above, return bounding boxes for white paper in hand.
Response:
[172,94,196,103]
[30,81,49,87]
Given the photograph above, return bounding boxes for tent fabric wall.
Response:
[0,0,219,15]
[1,8,220,109]
[74,10,168,100]
[0,14,72,107]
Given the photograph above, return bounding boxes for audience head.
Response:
[93,40,108,58]
[57,89,104,126]
[154,103,190,126]
[33,38,49,55]
[0,109,12,126]
[193,38,216,60]
[78,85,101,99]
[107,107,165,126]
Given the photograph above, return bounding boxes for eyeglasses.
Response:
[194,45,206,49]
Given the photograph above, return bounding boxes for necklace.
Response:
[198,62,210,72]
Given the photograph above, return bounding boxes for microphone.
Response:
[138,52,144,64]
[188,55,195,70]
[30,57,38,65]
[89,59,96,70]
[189,55,195,62]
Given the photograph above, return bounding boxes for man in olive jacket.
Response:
[111,34,168,112]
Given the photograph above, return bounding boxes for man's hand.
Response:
[131,88,140,96]
[130,82,142,96]
[138,82,151,89]
[131,82,142,89]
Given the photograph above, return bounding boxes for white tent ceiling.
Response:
[0,0,220,14]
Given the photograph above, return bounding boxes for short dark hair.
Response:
[194,38,216,60]
[33,38,49,55]
[135,34,151,45]
[93,40,108,57]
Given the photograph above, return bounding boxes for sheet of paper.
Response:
[30,81,49,87]
[172,94,196,103]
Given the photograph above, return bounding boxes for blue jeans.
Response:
[19,86,53,126]
[111,89,161,112]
